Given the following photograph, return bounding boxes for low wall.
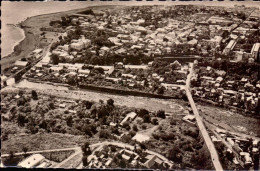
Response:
[78,84,181,99]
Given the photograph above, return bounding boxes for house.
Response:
[50,66,63,73]
[78,69,90,75]
[94,66,114,76]
[32,49,43,55]
[124,65,148,70]
[35,63,43,70]
[17,154,45,168]
[132,133,150,143]
[215,70,226,77]
[240,152,252,166]
[99,46,110,56]
[115,62,124,69]
[15,61,28,67]
[120,112,137,126]
[171,60,181,70]
[143,155,163,168]
[183,115,195,122]
[105,159,112,167]
[148,61,154,67]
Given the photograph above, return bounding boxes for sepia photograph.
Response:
[1,0,260,170]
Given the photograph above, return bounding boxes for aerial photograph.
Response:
[1,0,259,170]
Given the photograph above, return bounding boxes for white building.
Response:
[251,43,260,61]
[17,154,45,168]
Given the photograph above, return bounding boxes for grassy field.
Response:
[198,103,260,137]
[1,133,86,154]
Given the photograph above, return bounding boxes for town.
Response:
[1,4,260,170]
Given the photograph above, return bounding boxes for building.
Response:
[17,154,45,168]
[143,154,163,168]
[14,61,29,67]
[120,112,137,126]
[132,133,150,143]
[251,43,260,61]
[223,40,237,55]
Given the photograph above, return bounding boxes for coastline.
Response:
[2,24,26,58]
[1,6,91,73]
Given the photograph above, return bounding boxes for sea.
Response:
[1,1,259,58]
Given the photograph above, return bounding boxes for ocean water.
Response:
[1,1,259,58]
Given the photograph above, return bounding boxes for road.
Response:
[53,148,82,168]
[185,63,223,171]
[1,147,80,158]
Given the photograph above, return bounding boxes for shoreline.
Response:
[2,24,26,58]
[0,6,93,73]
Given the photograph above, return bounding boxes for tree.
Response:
[119,159,126,168]
[51,54,59,65]
[157,110,166,119]
[107,98,114,106]
[66,115,73,127]
[151,118,159,125]
[18,90,24,97]
[132,124,138,131]
[138,109,149,118]
[17,98,26,106]
[49,102,55,109]
[122,121,130,130]
[31,90,38,100]
[22,146,28,157]
[157,86,165,95]
[81,142,91,156]
[84,101,93,109]
[17,113,26,127]
[143,114,150,123]
[111,145,117,152]
[82,155,88,167]
[167,146,182,163]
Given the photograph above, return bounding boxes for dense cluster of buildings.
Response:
[86,143,172,169]
[191,65,259,113]
[25,59,188,97]
[212,128,259,169]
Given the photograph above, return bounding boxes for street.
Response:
[185,63,223,171]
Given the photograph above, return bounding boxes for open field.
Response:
[198,104,260,137]
[1,132,86,154]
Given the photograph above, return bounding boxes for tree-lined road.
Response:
[185,63,223,171]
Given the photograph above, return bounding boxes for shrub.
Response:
[99,129,112,139]
[129,131,136,137]
[141,124,147,130]
[152,133,160,140]
[157,110,166,119]
[170,118,177,125]
[151,118,159,125]
[132,124,138,131]
[31,90,38,100]
[122,121,131,130]
[185,127,199,138]
[107,99,114,106]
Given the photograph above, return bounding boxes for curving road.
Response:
[186,63,223,171]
